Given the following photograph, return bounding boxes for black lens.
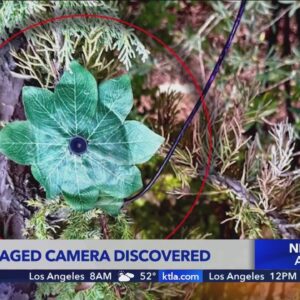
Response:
[69,136,88,155]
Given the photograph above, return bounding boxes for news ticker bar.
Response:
[1,270,300,283]
[1,240,300,269]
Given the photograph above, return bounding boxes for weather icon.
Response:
[118,271,135,282]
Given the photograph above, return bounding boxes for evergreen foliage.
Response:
[0,0,150,87]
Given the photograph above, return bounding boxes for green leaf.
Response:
[0,61,164,215]
[95,197,124,216]
[98,74,133,122]
[32,153,70,199]
[0,121,35,164]
[123,120,165,164]
[33,151,96,201]
[30,127,67,198]
[63,187,100,211]
[88,108,131,164]
[23,87,69,136]
[60,156,98,205]
[54,61,98,136]
[86,154,143,198]
[88,118,164,166]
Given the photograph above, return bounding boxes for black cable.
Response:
[124,0,247,203]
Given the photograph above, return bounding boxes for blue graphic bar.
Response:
[203,270,299,282]
[255,240,300,269]
[158,270,203,282]
[0,270,158,283]
[1,269,300,282]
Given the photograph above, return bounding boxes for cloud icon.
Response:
[118,271,135,282]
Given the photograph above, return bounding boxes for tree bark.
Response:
[0,37,36,299]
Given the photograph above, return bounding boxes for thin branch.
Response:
[99,214,110,239]
[209,172,297,238]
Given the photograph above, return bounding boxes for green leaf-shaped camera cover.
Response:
[0,61,164,215]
